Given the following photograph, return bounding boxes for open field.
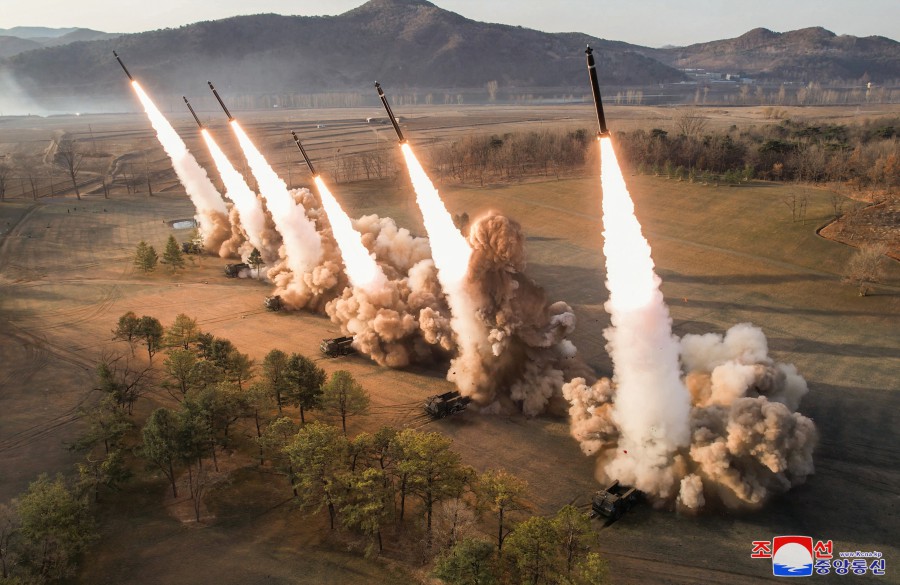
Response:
[1,105,899,584]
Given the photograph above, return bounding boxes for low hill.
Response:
[649,27,900,82]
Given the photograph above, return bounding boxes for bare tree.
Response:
[486,80,499,102]
[56,137,84,200]
[674,109,708,140]
[843,243,889,296]
[0,161,10,201]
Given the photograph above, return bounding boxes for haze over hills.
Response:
[1,0,897,113]
[648,27,900,82]
[0,27,120,58]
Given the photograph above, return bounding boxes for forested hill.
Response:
[3,0,897,103]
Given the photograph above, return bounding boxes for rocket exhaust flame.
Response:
[314,176,385,290]
[230,121,322,277]
[199,128,271,259]
[563,136,816,510]
[399,143,488,395]
[129,81,231,253]
[598,136,691,496]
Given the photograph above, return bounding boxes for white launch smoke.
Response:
[399,144,490,396]
[231,121,322,278]
[200,128,278,263]
[313,176,386,291]
[598,136,692,498]
[562,138,816,511]
[130,82,231,253]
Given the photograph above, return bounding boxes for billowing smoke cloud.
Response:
[562,136,816,511]
[130,82,231,254]
[325,209,588,416]
[231,121,325,301]
[563,323,817,511]
[201,128,281,264]
[326,215,454,367]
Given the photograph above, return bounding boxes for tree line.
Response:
[0,310,614,583]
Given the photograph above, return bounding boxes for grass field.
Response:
[1,105,898,584]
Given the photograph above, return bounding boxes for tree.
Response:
[285,353,326,424]
[321,370,370,434]
[55,137,83,200]
[165,313,199,350]
[135,315,164,362]
[162,235,185,272]
[478,469,529,551]
[570,552,610,585]
[0,503,19,580]
[284,421,349,529]
[339,467,393,556]
[185,383,246,470]
[391,429,469,547]
[70,395,132,454]
[842,243,888,296]
[162,349,197,400]
[16,474,96,582]
[95,355,153,415]
[258,417,299,496]
[113,311,140,355]
[674,109,708,140]
[245,383,274,464]
[0,162,11,201]
[553,505,595,578]
[133,241,158,273]
[433,537,498,585]
[222,349,254,390]
[140,408,181,498]
[248,248,263,278]
[504,516,558,585]
[261,349,291,413]
[76,448,130,503]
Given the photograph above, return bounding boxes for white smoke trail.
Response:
[231,121,322,279]
[313,176,386,291]
[563,138,816,511]
[399,144,490,396]
[200,128,278,263]
[130,82,231,253]
[598,136,692,499]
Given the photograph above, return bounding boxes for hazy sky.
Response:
[1,0,897,47]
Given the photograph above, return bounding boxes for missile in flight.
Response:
[374,81,406,143]
[291,131,318,177]
[112,51,134,82]
[585,46,610,137]
[183,96,203,128]
[207,81,234,121]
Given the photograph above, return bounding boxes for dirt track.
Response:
[1,107,898,584]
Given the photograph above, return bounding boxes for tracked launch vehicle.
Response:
[590,480,638,521]
[320,336,355,357]
[424,391,471,419]
[224,263,249,278]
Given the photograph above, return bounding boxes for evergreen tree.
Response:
[285,353,326,424]
[321,370,370,434]
[433,537,498,585]
[164,313,199,349]
[135,315,164,362]
[162,235,185,272]
[248,247,263,278]
[133,241,158,273]
[17,474,96,582]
